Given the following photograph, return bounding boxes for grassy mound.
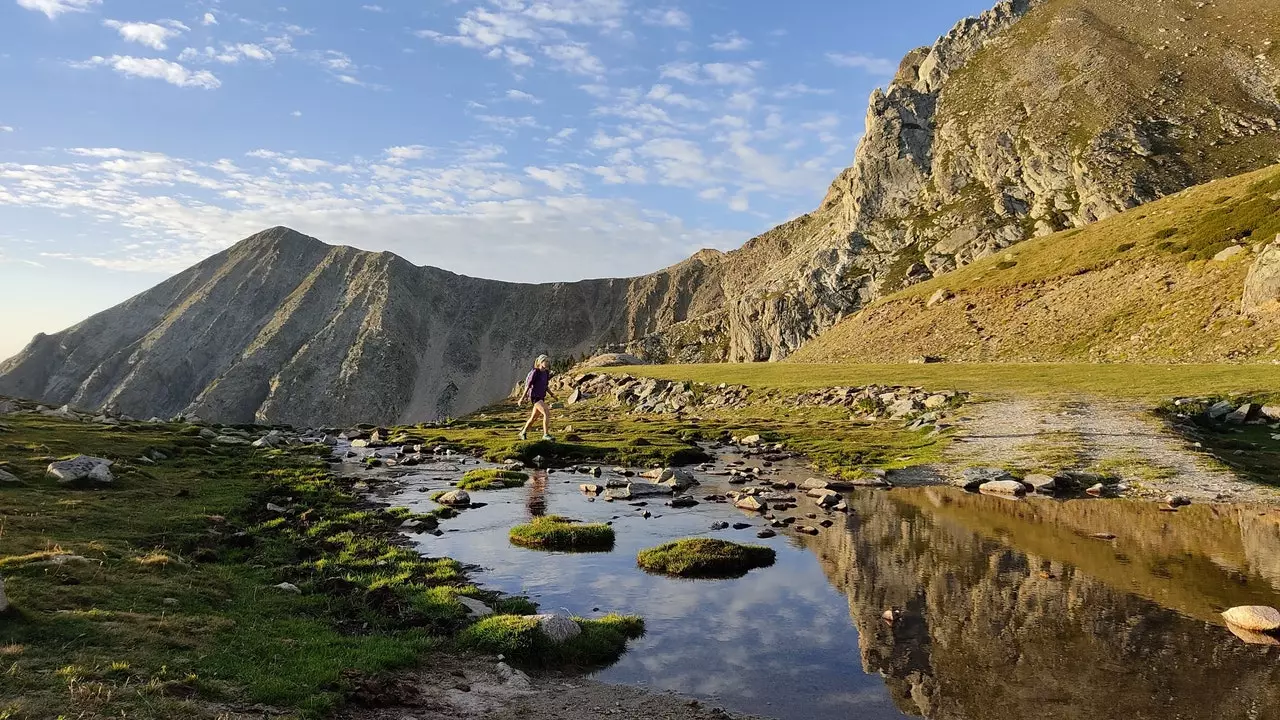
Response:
[456,468,529,490]
[509,515,615,552]
[456,613,644,668]
[637,538,776,579]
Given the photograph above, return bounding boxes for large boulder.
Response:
[436,489,471,506]
[807,488,842,507]
[0,467,21,484]
[1242,237,1280,313]
[654,468,698,491]
[46,456,114,484]
[1222,606,1280,632]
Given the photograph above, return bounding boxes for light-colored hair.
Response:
[535,354,549,368]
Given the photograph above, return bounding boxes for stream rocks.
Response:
[436,489,471,506]
[1222,606,1280,632]
[533,614,583,643]
[605,482,673,500]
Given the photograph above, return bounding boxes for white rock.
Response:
[1222,606,1280,632]
[46,456,114,484]
[266,503,288,513]
[739,434,762,445]
[0,468,21,484]
[274,582,301,594]
[436,489,471,506]
[1213,244,1247,262]
[532,614,582,644]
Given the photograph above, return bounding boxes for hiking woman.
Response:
[518,354,557,441]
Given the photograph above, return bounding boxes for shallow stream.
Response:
[350,447,1280,720]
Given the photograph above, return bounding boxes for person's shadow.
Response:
[526,469,548,517]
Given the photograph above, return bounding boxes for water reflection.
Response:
[380,454,1280,720]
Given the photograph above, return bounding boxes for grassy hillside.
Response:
[792,164,1280,364]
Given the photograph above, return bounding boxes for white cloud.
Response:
[825,52,897,75]
[384,145,429,164]
[0,126,13,133]
[639,7,690,29]
[646,84,703,109]
[362,4,384,11]
[660,61,760,86]
[291,110,303,117]
[103,19,190,51]
[73,56,222,90]
[181,43,276,64]
[710,32,750,52]
[542,42,604,76]
[703,62,757,85]
[525,165,581,191]
[202,12,217,26]
[505,89,541,103]
[16,0,99,19]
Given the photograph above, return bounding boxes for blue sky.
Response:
[0,0,994,360]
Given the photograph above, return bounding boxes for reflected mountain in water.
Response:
[808,488,1280,719]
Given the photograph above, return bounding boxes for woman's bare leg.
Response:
[521,405,540,436]
[538,400,551,436]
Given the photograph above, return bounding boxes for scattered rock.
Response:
[667,496,698,508]
[266,502,288,513]
[1222,605,1280,632]
[756,529,776,539]
[654,468,698,491]
[457,596,493,618]
[710,522,729,530]
[1225,403,1258,424]
[927,288,953,307]
[533,614,582,644]
[1025,474,1059,494]
[436,490,471,506]
[0,467,21,484]
[274,582,301,594]
[1165,494,1191,508]
[215,435,251,446]
[605,482,673,500]
[955,467,1012,490]
[739,434,763,446]
[796,525,819,536]
[734,496,767,512]
[46,456,114,484]
[979,479,1027,497]
[579,483,603,494]
[1242,238,1280,313]
[807,488,842,507]
[1213,244,1247,262]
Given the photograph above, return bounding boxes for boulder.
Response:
[605,482,673,500]
[1207,400,1236,419]
[1025,474,1058,494]
[979,479,1027,497]
[954,467,1013,491]
[215,435,251,446]
[927,288,953,307]
[274,582,301,594]
[1242,238,1280,313]
[567,388,584,405]
[668,496,699,508]
[46,456,114,484]
[801,478,830,490]
[1213,244,1247,262]
[533,614,582,643]
[579,483,603,494]
[198,428,218,440]
[578,353,645,368]
[0,468,21,484]
[807,488,842,507]
[457,596,493,618]
[1262,406,1280,422]
[1165,494,1191,508]
[1225,403,1258,424]
[436,489,471,506]
[1222,606,1280,632]
[739,434,763,446]
[655,468,698,491]
[923,394,949,409]
[735,496,768,512]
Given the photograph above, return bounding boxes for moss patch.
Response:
[509,516,615,552]
[456,613,644,669]
[456,468,529,490]
[636,538,776,579]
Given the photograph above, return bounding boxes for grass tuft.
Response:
[456,613,644,669]
[636,538,776,579]
[509,516,615,552]
[456,468,529,490]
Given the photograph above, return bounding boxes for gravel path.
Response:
[944,398,1280,503]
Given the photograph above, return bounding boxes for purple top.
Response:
[525,368,550,401]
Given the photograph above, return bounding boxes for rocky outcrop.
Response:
[1243,237,1280,313]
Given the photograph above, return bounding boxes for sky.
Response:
[0,0,995,361]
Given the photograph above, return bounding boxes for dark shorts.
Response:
[531,394,547,403]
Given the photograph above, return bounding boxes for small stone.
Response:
[756,528,776,539]
[1086,483,1105,497]
[1089,532,1117,540]
[1223,606,1280,632]
[710,521,729,530]
[0,468,21,484]
[579,483,603,494]
[266,502,288,513]
[1165,494,1191,508]
[436,489,471,506]
[732,522,751,530]
[667,496,698,508]
[796,525,819,536]
[457,596,493,618]
[734,496,767,512]
[979,479,1027,497]
[1025,474,1058,494]
[274,582,301,594]
[807,488,842,507]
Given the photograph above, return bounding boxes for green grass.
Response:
[610,363,1280,402]
[1156,395,1280,487]
[456,468,529,490]
[455,613,644,669]
[636,538,776,579]
[508,516,615,552]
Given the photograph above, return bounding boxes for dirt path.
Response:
[943,397,1280,503]
[341,655,760,720]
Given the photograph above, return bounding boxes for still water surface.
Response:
[364,452,1280,720]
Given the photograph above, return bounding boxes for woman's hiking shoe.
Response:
[518,430,527,440]
[542,434,554,442]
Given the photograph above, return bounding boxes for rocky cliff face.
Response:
[0,227,725,426]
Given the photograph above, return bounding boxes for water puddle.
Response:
[350,447,1280,719]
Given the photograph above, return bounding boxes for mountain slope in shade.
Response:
[0,227,725,425]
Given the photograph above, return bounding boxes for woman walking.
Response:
[518,354,557,441]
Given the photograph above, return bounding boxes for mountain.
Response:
[0,227,725,426]
[4,0,1280,424]
[791,163,1280,363]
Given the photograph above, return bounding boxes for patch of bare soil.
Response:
[943,398,1280,502]
[339,655,763,720]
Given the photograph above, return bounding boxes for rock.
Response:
[457,596,493,618]
[1207,400,1236,420]
[266,502,288,513]
[1262,405,1280,421]
[756,529,776,538]
[1086,483,1106,497]
[1242,238,1280,313]
[796,525,819,536]
[1089,532,1117,540]
[1213,244,1247,262]
[732,522,751,530]
[579,483,603,494]
[533,614,582,644]
[1226,624,1280,646]
[734,496,767,512]
[1165,494,1191,508]
[739,434,762,446]
[567,388,584,405]
[710,522,729,530]
[436,489,471,506]
[1225,403,1258,424]
[800,478,830,490]
[923,394,949,409]
[979,479,1027,496]
[807,488,842,507]
[274,582,301,594]
[215,435,251,446]
[1222,605,1280,632]
[0,468,21,484]
[667,496,698,508]
[605,482,673,500]
[1025,474,1058,494]
[927,288,953,307]
[198,428,218,440]
[46,456,114,484]
[655,468,698,491]
[955,467,1012,490]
